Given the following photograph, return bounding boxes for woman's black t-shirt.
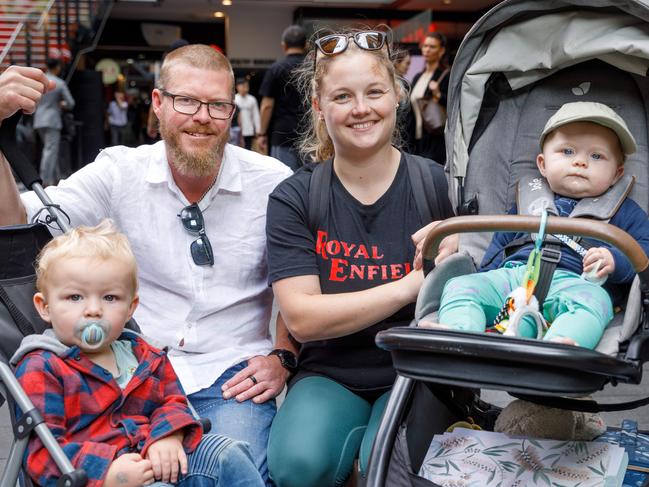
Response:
[266,152,453,393]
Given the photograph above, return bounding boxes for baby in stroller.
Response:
[421,101,649,350]
[9,220,264,487]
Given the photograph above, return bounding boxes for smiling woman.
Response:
[264,27,456,487]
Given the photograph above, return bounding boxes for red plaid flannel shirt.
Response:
[14,331,202,487]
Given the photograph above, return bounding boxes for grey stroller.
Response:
[364,1,649,485]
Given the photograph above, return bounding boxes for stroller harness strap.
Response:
[491,210,551,338]
[517,174,634,223]
[307,153,443,234]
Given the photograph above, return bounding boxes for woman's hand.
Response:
[412,221,458,270]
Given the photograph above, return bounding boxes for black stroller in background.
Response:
[364,1,649,485]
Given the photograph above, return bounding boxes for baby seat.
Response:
[364,1,649,485]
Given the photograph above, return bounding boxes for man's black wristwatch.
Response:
[269,349,298,373]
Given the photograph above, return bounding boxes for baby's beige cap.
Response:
[540,101,636,155]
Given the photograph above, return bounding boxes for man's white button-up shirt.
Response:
[22,141,292,394]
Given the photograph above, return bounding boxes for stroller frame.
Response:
[0,362,86,487]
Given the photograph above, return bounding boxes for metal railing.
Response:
[0,0,111,78]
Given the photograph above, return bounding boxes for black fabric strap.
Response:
[515,393,649,413]
[307,159,333,234]
[404,152,442,223]
[0,284,36,337]
[308,155,441,234]
[533,243,562,309]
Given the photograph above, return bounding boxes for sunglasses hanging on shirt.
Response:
[178,203,215,266]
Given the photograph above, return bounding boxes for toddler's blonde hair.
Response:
[35,219,138,295]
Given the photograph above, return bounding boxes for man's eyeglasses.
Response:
[314,31,389,57]
[162,90,235,120]
[178,203,214,266]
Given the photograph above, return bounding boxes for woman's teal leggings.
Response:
[267,376,390,487]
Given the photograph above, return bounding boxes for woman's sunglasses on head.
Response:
[314,31,389,57]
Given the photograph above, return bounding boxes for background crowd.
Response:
[17,27,453,188]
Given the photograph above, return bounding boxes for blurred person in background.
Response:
[107,91,129,146]
[257,25,307,169]
[410,32,450,165]
[33,58,75,186]
[235,77,261,150]
[147,38,190,141]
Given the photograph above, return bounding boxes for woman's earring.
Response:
[318,112,324,120]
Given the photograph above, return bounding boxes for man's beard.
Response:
[159,118,229,177]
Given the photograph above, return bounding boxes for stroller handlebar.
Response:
[0,112,42,189]
[423,215,649,277]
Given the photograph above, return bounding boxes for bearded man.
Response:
[0,45,294,486]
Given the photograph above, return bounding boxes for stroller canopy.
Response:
[447,0,649,210]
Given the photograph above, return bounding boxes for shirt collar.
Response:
[144,141,242,199]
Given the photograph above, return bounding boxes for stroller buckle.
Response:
[540,246,561,264]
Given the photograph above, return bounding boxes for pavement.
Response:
[1,368,648,479]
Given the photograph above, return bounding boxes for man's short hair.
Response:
[282,25,306,49]
[35,219,138,295]
[158,44,235,94]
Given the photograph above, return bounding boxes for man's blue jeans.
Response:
[270,145,301,172]
[188,361,277,486]
[150,434,264,487]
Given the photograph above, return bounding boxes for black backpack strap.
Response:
[404,152,441,223]
[307,159,333,234]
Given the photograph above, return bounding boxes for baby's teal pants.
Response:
[437,264,613,349]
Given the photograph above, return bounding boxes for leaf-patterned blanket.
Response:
[418,428,627,487]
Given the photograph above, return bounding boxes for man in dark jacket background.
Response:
[256,25,306,171]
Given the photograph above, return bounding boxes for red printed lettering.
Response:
[329,258,348,281]
[326,240,341,256]
[390,264,404,279]
[354,245,369,259]
[341,241,357,257]
[316,231,329,260]
[371,246,384,259]
[350,265,364,279]
[367,266,379,280]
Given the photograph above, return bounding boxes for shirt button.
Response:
[74,356,81,361]
[187,323,193,329]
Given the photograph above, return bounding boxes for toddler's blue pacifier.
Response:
[79,321,107,350]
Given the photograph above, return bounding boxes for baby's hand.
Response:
[105,453,154,487]
[145,431,188,483]
[583,247,615,278]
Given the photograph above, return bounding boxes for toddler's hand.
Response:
[105,453,154,487]
[583,247,615,279]
[145,431,188,483]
